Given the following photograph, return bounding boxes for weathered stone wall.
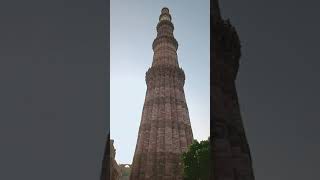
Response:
[130,7,193,180]
[119,164,131,180]
[111,139,122,180]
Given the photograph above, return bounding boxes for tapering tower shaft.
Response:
[212,0,255,179]
[130,8,193,180]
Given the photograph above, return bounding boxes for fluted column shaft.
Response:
[130,8,193,180]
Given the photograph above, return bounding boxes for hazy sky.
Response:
[110,0,210,164]
[219,1,320,179]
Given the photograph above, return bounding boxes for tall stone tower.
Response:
[212,0,255,179]
[130,7,193,180]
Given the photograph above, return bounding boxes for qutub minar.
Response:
[212,0,255,179]
[130,7,194,180]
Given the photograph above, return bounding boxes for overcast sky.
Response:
[219,1,320,179]
[110,0,210,164]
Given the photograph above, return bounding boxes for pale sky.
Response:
[110,0,209,164]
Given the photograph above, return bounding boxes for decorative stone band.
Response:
[156,20,174,32]
[145,86,187,103]
[146,78,184,90]
[152,55,179,67]
[153,42,177,53]
[143,96,189,110]
[139,120,193,139]
[145,65,185,87]
[152,35,178,51]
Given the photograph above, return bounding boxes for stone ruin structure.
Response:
[130,7,194,180]
[211,0,255,179]
[119,164,131,180]
[100,136,129,180]
[110,139,121,180]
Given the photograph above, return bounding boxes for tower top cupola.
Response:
[159,7,171,22]
[161,7,169,13]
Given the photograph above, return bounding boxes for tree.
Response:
[182,138,210,180]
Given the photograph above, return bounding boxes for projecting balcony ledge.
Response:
[152,36,178,51]
[156,20,174,31]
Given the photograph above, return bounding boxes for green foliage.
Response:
[182,138,210,180]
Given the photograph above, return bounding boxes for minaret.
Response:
[212,0,255,179]
[130,7,193,180]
